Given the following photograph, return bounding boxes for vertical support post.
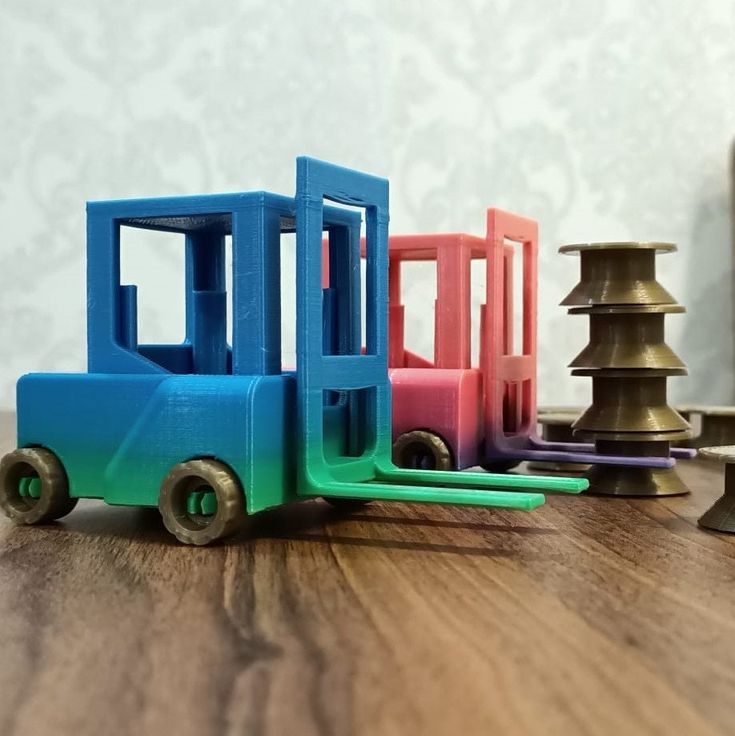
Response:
[232,205,282,375]
[435,240,471,368]
[388,258,405,367]
[119,285,138,351]
[186,230,227,374]
[503,245,514,355]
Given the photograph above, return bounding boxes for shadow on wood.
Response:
[0,496,560,559]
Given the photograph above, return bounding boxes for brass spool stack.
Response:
[559,242,692,496]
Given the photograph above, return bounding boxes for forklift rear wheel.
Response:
[159,459,245,546]
[392,430,454,471]
[0,447,78,524]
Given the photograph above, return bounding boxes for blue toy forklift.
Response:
[0,158,586,544]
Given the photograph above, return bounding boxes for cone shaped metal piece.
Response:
[584,440,689,495]
[559,242,678,306]
[573,428,693,442]
[571,368,688,376]
[583,463,690,496]
[568,306,686,370]
[699,494,735,532]
[571,371,690,435]
[697,452,735,532]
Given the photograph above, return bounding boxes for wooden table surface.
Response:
[2,412,735,736]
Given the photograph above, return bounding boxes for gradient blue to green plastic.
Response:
[14,157,586,518]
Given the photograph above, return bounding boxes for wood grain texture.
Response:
[1,410,734,736]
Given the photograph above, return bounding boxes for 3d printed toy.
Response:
[0,158,588,545]
[382,211,691,473]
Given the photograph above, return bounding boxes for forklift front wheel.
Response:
[392,430,454,471]
[0,447,78,524]
[159,459,245,546]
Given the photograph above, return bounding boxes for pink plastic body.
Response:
[381,209,692,470]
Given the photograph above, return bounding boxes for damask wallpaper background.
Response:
[0,0,733,410]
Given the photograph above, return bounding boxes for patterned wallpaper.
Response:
[0,0,734,410]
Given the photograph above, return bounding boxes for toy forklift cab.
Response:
[384,209,536,471]
[0,159,587,546]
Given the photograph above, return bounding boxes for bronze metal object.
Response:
[678,406,735,449]
[559,242,678,306]
[542,406,735,449]
[560,240,691,496]
[583,441,691,496]
[697,447,735,532]
[571,370,690,436]
[568,305,686,370]
[572,429,693,443]
[584,463,691,496]
[537,412,578,443]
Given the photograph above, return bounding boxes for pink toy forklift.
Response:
[384,209,693,472]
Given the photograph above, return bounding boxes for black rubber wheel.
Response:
[0,447,78,524]
[159,459,245,546]
[392,430,454,471]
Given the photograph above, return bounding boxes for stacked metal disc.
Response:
[559,242,692,496]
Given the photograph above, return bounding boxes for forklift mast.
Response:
[296,157,391,490]
[483,209,539,451]
[295,158,586,503]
